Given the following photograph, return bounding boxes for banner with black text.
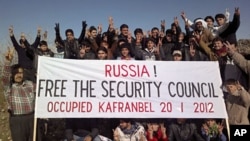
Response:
[35,56,228,119]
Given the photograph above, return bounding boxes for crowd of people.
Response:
[1,7,250,141]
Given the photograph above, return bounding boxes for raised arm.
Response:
[2,48,14,88]
[78,20,87,43]
[231,7,241,32]
[31,27,41,48]
[181,11,195,29]
[236,82,250,107]
[54,23,64,45]
[9,26,20,49]
[225,41,250,74]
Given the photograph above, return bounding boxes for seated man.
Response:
[168,118,205,141]
[65,118,108,141]
[113,118,146,141]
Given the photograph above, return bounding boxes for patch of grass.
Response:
[0,81,11,141]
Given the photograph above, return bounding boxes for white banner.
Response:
[35,56,228,119]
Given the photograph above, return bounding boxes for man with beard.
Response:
[113,119,146,141]
[54,21,87,59]
[2,48,40,141]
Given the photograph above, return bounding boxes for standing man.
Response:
[9,25,41,82]
[54,21,87,59]
[2,48,40,141]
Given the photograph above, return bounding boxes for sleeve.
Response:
[201,128,209,141]
[230,13,240,33]
[78,27,86,44]
[31,35,41,49]
[10,35,20,51]
[239,88,250,107]
[219,133,227,141]
[198,40,215,60]
[231,52,250,74]
[88,118,99,138]
[55,33,64,46]
[191,123,205,141]
[167,124,174,141]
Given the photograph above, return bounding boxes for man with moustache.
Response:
[1,48,40,141]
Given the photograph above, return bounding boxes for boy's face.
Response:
[40,45,48,52]
[147,40,155,50]
[206,119,216,127]
[216,17,226,26]
[213,41,223,50]
[205,19,214,27]
[97,50,107,60]
[225,84,237,94]
[173,54,182,61]
[121,47,129,57]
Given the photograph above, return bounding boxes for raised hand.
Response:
[224,41,237,54]
[235,81,243,90]
[225,8,230,18]
[174,16,179,26]
[189,44,196,57]
[127,31,132,43]
[217,121,224,135]
[147,123,154,139]
[109,16,114,26]
[82,20,87,29]
[235,7,240,15]
[139,131,146,141]
[37,26,42,35]
[180,11,186,20]
[147,30,151,38]
[9,25,14,35]
[113,129,120,141]
[54,23,60,33]
[5,47,14,62]
[160,123,167,137]
[161,19,165,32]
[158,36,163,47]
[202,123,209,135]
[43,30,48,40]
[185,19,190,28]
[98,24,102,34]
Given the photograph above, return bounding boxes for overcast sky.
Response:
[0,0,249,52]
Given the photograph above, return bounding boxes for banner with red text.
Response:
[35,56,228,118]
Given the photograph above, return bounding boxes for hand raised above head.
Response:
[174,16,179,26]
[37,26,42,35]
[5,47,14,62]
[82,20,87,29]
[161,20,165,28]
[9,25,14,35]
[235,7,240,15]
[98,24,102,34]
[54,23,60,32]
[180,11,186,20]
